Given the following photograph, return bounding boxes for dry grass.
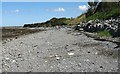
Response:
[69,14,86,25]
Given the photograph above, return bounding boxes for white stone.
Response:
[95,52,98,55]
[12,60,16,63]
[49,55,54,58]
[56,57,60,60]
[50,66,53,68]
[68,52,74,56]
[55,55,58,57]
[86,59,89,61]
[63,59,65,60]
[45,61,47,63]
[5,57,9,60]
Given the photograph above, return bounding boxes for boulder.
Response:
[74,25,81,30]
[82,17,119,37]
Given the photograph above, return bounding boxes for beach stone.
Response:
[68,52,74,56]
[2,27,118,72]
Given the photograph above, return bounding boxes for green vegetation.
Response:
[24,17,71,27]
[97,30,111,37]
[70,1,120,24]
[85,1,120,21]
[86,8,119,21]
[47,17,70,26]
[84,1,120,37]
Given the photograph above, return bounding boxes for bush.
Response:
[86,8,119,21]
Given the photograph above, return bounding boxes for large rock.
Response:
[74,25,81,31]
[83,17,119,37]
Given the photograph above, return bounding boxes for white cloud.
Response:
[13,9,20,13]
[14,9,20,12]
[53,8,65,12]
[78,5,88,11]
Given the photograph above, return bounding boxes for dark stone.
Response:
[17,65,19,67]
[118,17,120,37]
[100,66,103,68]
[18,54,21,56]
[15,36,18,39]
[88,52,90,53]
[83,23,92,32]
[74,25,81,30]
[37,52,39,54]
[34,45,38,47]
[114,46,119,48]
[65,45,69,49]
[18,54,22,58]
[20,42,23,44]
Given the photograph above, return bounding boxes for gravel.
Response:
[1,28,119,72]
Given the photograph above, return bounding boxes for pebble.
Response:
[15,36,18,39]
[12,60,16,63]
[55,55,58,57]
[63,59,65,60]
[68,52,74,56]
[50,66,53,68]
[95,52,98,54]
[45,61,47,63]
[49,55,54,58]
[37,52,39,54]
[100,66,103,68]
[34,45,38,47]
[88,51,90,53]
[20,42,23,44]
[0,69,2,73]
[56,57,60,60]
[5,57,9,60]
[86,59,90,62]
[4,64,10,68]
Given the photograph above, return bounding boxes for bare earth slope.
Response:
[2,28,119,72]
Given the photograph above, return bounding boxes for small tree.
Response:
[87,0,99,17]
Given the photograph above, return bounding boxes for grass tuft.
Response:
[97,30,111,37]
